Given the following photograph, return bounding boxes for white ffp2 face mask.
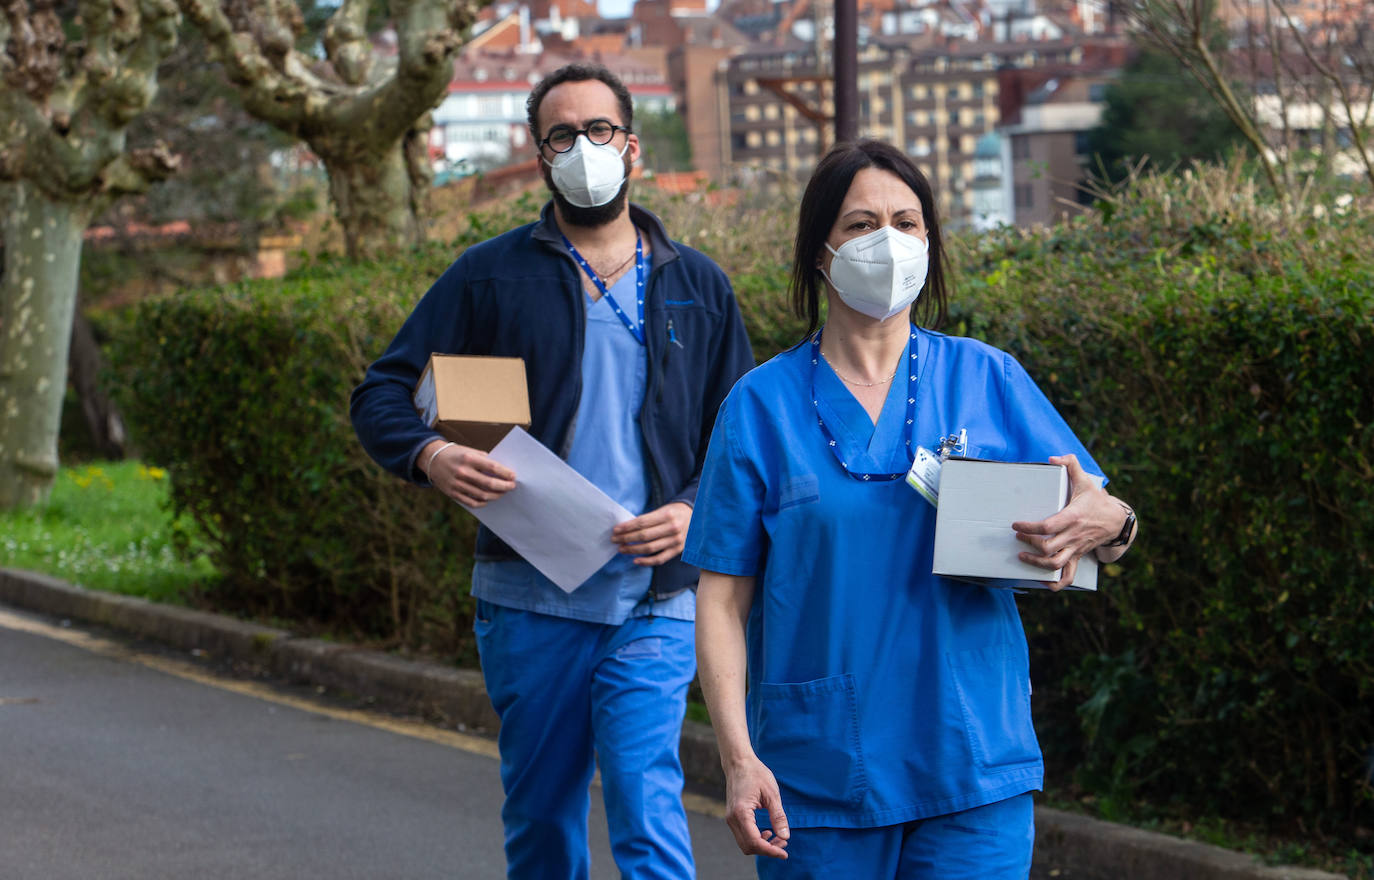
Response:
[822,226,930,320]
[546,135,629,208]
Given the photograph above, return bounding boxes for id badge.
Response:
[905,445,942,507]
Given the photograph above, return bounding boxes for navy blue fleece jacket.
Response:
[350,201,755,599]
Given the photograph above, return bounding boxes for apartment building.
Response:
[998,72,1114,226]
[719,35,1121,225]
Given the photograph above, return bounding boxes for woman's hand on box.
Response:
[1011,454,1123,590]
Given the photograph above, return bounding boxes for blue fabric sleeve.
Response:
[999,352,1106,483]
[681,392,767,576]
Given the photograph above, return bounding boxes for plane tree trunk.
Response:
[0,0,180,508]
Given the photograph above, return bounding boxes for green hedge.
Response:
[106,244,483,659]
[107,176,1373,845]
[947,174,1374,843]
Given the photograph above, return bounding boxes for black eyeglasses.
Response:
[539,119,631,154]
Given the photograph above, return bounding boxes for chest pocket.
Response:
[779,474,820,510]
[652,297,714,407]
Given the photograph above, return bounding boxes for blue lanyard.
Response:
[563,232,646,345]
[809,327,919,482]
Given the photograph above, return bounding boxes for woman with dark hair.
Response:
[682,140,1137,878]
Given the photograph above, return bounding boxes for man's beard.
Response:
[542,157,632,228]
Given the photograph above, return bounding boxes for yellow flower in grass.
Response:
[138,464,167,482]
[68,466,114,491]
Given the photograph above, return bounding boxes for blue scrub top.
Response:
[474,254,694,624]
[682,327,1104,829]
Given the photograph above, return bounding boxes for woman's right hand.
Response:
[724,754,790,859]
[420,439,516,507]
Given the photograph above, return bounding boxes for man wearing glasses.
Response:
[350,63,754,878]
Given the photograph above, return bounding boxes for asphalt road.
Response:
[0,606,754,880]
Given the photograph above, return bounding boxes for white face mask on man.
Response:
[821,225,930,320]
[545,135,629,208]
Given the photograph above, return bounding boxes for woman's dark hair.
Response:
[526,63,635,143]
[789,139,949,339]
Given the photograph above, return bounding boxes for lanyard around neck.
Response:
[810,326,919,482]
[563,231,646,346]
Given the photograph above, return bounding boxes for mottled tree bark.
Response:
[321,134,422,261]
[0,182,90,506]
[178,0,486,260]
[0,0,179,507]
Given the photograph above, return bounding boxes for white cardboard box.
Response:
[932,457,1098,592]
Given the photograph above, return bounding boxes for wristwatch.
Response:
[1104,501,1136,548]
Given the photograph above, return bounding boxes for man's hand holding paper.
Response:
[447,427,635,593]
[613,501,693,566]
[420,438,518,507]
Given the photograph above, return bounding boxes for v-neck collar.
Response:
[812,329,926,475]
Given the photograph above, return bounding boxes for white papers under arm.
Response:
[458,427,633,593]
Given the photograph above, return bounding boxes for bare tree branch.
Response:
[1269,0,1374,189]
[1,0,64,99]
[323,0,371,86]
[1121,0,1290,211]
[177,0,489,258]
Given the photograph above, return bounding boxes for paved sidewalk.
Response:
[0,567,1346,880]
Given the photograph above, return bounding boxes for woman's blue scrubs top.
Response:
[681,327,1105,829]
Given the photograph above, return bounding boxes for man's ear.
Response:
[627,133,642,165]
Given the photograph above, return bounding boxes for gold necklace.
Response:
[819,350,898,387]
[592,250,637,283]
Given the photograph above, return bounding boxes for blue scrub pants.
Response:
[474,599,697,880]
[756,793,1034,880]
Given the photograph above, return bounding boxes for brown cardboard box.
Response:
[412,354,531,452]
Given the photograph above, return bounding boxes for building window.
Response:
[1015,183,1033,209]
[972,82,985,100]
[948,134,960,155]
[973,112,985,129]
[1089,83,1108,102]
[949,109,959,126]
[1012,135,1030,160]
[1074,131,1091,155]
[948,86,959,100]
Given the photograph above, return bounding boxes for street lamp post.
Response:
[833,0,858,143]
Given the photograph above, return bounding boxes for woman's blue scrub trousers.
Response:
[474,600,696,880]
[756,793,1034,880]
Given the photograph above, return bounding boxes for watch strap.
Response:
[1105,501,1136,548]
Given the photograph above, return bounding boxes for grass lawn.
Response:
[0,460,217,603]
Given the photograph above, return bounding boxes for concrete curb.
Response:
[0,567,1346,880]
